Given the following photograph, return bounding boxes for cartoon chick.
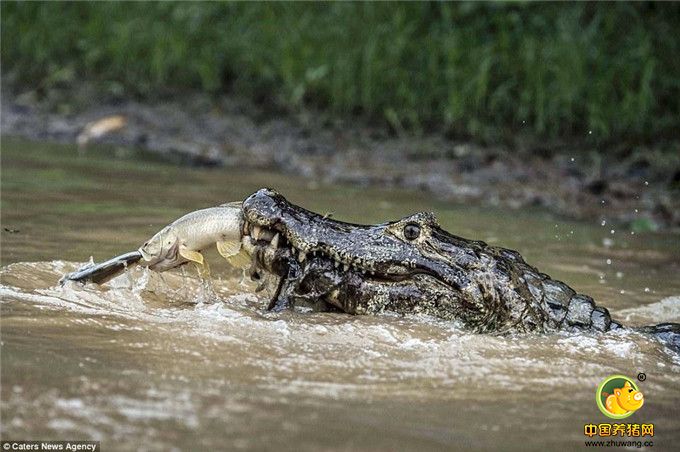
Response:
[604,381,644,415]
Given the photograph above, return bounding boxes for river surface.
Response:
[2,138,680,451]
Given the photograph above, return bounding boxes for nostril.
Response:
[634,393,643,401]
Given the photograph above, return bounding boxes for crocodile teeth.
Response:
[252,226,262,239]
[343,264,350,271]
[271,233,280,248]
[298,251,307,263]
[334,261,340,268]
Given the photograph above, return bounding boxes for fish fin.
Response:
[217,240,251,269]
[216,240,240,259]
[179,247,204,265]
[226,248,252,269]
[226,249,251,269]
[218,201,242,208]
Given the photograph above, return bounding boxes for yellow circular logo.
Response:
[596,375,644,419]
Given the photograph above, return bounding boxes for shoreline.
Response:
[2,89,678,231]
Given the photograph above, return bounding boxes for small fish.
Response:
[140,202,247,270]
[60,251,142,285]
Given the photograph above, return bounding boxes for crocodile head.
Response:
[241,188,515,329]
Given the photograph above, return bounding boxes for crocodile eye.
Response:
[403,223,420,240]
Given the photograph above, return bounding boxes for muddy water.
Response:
[2,138,680,451]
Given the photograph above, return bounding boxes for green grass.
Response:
[2,2,679,144]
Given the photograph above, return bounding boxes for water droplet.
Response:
[610,229,615,234]
[602,238,614,247]
[616,272,623,279]
[570,157,575,162]
[588,130,593,135]
[630,231,635,235]
[606,259,612,265]
[619,289,626,294]
[601,220,606,226]
[644,287,650,293]
[644,181,649,186]
[634,209,639,213]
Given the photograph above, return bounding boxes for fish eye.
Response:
[403,223,420,240]
[628,389,634,393]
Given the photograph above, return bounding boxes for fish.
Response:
[62,202,247,285]
[139,202,247,271]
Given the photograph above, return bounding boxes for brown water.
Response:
[2,138,680,451]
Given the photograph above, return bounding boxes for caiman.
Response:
[63,188,680,346]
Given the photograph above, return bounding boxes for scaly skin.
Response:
[242,188,622,334]
[62,187,679,347]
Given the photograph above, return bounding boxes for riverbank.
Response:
[2,88,679,231]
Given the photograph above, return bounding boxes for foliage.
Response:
[2,1,679,143]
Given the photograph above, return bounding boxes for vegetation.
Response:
[2,1,679,143]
